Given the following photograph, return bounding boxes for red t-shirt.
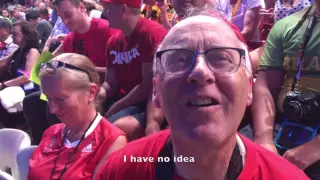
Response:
[28,114,124,180]
[97,129,310,180]
[63,18,119,67]
[106,18,167,93]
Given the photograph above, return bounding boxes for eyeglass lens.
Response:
[159,48,244,74]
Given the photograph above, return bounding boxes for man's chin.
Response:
[178,126,231,145]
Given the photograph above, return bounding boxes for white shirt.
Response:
[62,113,102,148]
[0,35,19,59]
[216,0,264,42]
[89,9,103,18]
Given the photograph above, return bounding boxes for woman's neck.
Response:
[19,42,26,51]
[172,134,238,180]
[65,110,97,142]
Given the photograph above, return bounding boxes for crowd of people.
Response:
[0,0,320,179]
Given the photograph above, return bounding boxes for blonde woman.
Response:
[28,53,126,180]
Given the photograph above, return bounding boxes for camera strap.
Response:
[291,5,317,91]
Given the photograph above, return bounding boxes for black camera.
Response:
[282,90,320,127]
[275,90,320,152]
[49,41,61,53]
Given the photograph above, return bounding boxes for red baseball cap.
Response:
[101,0,141,9]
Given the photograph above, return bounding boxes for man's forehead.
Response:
[162,16,241,49]
[173,16,229,33]
[56,2,76,15]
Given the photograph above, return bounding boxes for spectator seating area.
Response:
[0,128,35,180]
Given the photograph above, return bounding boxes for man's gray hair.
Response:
[181,2,225,20]
[152,5,252,77]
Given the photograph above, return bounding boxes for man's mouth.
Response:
[186,98,219,107]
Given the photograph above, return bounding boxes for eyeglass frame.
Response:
[40,60,93,82]
[155,47,246,74]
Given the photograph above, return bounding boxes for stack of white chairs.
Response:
[0,129,31,180]
[16,146,37,180]
[0,170,15,180]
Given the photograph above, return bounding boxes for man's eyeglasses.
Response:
[155,47,246,74]
[40,60,92,81]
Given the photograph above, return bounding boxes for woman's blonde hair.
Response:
[39,53,103,112]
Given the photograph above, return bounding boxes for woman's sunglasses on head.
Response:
[40,60,93,82]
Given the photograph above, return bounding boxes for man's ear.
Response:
[120,4,128,14]
[152,77,161,108]
[88,83,99,103]
[79,2,87,13]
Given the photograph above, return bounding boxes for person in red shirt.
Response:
[53,0,118,77]
[23,0,118,145]
[96,6,310,180]
[100,0,167,141]
[28,53,127,180]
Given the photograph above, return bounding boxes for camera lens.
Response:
[287,101,303,120]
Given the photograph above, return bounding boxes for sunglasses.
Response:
[40,60,93,82]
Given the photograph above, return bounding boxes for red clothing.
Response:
[28,115,124,180]
[106,18,167,93]
[63,18,118,67]
[97,129,310,180]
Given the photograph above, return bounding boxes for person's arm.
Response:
[249,46,264,73]
[251,22,285,153]
[157,2,172,30]
[252,69,284,152]
[283,134,320,170]
[265,0,275,9]
[42,35,53,52]
[101,68,119,101]
[44,16,69,53]
[242,6,261,41]
[105,63,153,117]
[1,48,40,88]
[0,51,15,73]
[145,93,166,135]
[95,67,107,74]
[91,135,127,180]
[52,43,63,57]
[145,5,153,19]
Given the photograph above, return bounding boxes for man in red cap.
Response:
[99,0,168,141]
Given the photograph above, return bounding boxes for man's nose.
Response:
[186,55,215,86]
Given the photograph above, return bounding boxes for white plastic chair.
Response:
[0,129,31,180]
[16,146,37,180]
[0,170,15,180]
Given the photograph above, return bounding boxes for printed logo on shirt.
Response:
[73,39,89,57]
[110,44,140,65]
[283,55,320,73]
[43,136,60,153]
[81,143,93,153]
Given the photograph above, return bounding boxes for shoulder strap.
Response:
[156,136,243,180]
[231,0,242,18]
[156,136,175,180]
[291,5,317,91]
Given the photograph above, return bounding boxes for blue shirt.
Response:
[50,17,69,37]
